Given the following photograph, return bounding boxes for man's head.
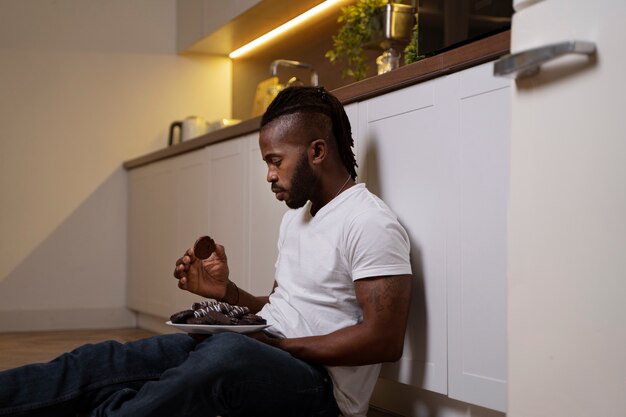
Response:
[259,86,357,209]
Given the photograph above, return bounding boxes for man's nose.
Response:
[267,167,278,183]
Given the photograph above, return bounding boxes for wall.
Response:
[0,0,231,331]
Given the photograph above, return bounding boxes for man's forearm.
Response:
[254,275,411,366]
[257,322,403,367]
[222,281,269,313]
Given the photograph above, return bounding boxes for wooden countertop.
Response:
[124,30,510,170]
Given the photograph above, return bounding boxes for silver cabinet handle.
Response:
[493,40,596,79]
[270,59,319,86]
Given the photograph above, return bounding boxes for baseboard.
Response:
[0,307,137,332]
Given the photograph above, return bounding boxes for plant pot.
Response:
[366,3,416,50]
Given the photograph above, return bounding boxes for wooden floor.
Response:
[0,328,156,371]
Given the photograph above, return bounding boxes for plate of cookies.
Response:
[167,300,269,334]
[166,322,269,334]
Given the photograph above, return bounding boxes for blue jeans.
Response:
[0,332,339,417]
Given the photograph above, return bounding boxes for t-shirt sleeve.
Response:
[345,209,412,281]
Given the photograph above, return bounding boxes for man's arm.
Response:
[221,280,271,314]
[252,274,412,366]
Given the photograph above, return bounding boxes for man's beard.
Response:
[284,153,318,209]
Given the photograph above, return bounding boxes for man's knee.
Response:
[195,333,260,367]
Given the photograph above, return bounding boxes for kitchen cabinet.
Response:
[171,148,213,309]
[176,0,329,55]
[357,75,450,396]
[176,0,261,53]
[128,148,210,316]
[446,63,509,412]
[204,137,247,293]
[357,61,510,411]
[244,134,287,295]
[127,133,286,317]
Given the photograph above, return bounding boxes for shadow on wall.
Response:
[0,167,134,331]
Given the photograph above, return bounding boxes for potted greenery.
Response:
[326,0,418,81]
[403,18,424,65]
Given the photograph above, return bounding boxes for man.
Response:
[0,86,412,417]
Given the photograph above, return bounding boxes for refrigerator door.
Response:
[506,1,626,417]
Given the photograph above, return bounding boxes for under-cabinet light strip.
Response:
[228,0,344,59]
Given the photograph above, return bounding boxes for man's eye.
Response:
[271,160,281,167]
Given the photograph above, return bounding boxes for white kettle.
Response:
[169,116,209,146]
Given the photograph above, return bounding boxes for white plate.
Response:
[166,321,269,334]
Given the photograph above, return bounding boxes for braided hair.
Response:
[260,86,358,181]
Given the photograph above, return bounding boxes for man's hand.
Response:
[173,243,230,300]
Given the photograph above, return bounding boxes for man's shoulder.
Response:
[345,185,398,221]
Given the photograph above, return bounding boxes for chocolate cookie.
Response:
[226,305,249,317]
[193,301,226,314]
[237,313,267,325]
[191,300,212,310]
[170,309,195,324]
[192,300,247,316]
[187,310,233,326]
[193,236,216,260]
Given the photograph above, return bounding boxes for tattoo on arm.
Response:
[364,276,409,314]
[366,290,384,313]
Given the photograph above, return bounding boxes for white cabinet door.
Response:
[359,62,510,409]
[358,78,450,395]
[171,148,212,311]
[128,158,176,316]
[245,133,287,296]
[446,62,510,412]
[206,138,247,290]
[128,149,211,317]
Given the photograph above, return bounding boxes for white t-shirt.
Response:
[259,183,412,417]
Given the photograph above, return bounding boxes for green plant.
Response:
[325,0,388,81]
[403,18,425,65]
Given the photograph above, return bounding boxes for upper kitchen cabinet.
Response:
[176,0,328,54]
[177,0,259,53]
[176,0,348,120]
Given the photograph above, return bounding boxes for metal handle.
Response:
[494,40,596,79]
[270,59,319,86]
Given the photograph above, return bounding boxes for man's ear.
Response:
[309,139,327,165]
